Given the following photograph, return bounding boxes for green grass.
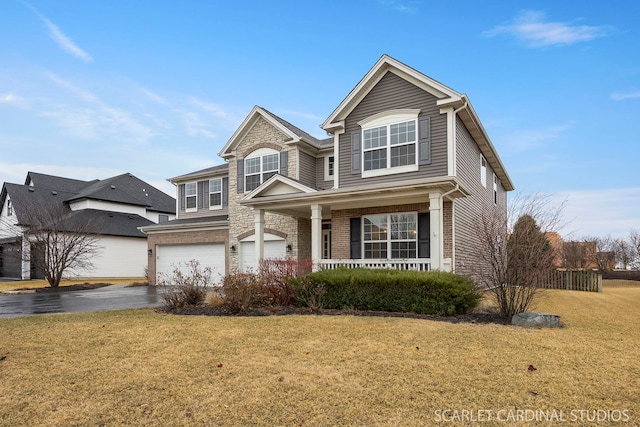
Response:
[0,282,638,426]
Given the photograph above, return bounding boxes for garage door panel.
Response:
[239,240,286,272]
[156,244,226,283]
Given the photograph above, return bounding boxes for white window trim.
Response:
[493,173,498,205]
[209,178,223,210]
[480,155,487,187]
[362,212,418,260]
[359,110,420,178]
[6,199,12,216]
[244,148,280,193]
[324,154,334,181]
[185,182,197,213]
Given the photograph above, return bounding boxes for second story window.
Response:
[245,152,279,192]
[185,182,197,211]
[324,155,335,181]
[209,178,222,209]
[159,214,169,223]
[481,155,487,187]
[356,109,422,178]
[493,173,498,204]
[363,120,416,172]
[7,199,12,216]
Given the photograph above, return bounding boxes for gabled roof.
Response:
[66,173,175,213]
[320,54,514,191]
[242,174,317,201]
[218,106,330,159]
[169,163,229,183]
[2,182,76,225]
[60,209,153,238]
[25,172,97,192]
[321,54,463,132]
[1,172,176,223]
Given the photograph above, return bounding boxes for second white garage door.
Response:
[239,236,286,272]
[156,244,226,283]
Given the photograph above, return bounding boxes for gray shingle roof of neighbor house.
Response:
[25,172,98,193]
[66,173,175,214]
[2,183,77,226]
[62,209,154,238]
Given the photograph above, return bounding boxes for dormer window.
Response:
[245,149,280,192]
[185,182,197,211]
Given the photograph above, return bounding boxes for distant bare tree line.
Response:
[562,231,640,271]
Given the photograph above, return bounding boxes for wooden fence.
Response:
[542,269,602,292]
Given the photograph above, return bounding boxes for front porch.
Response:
[241,175,467,273]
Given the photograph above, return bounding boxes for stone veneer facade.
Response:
[227,116,308,271]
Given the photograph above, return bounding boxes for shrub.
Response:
[259,258,313,306]
[290,268,481,316]
[221,270,268,313]
[157,260,215,311]
[292,276,326,313]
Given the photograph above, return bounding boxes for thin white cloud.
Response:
[377,0,419,13]
[190,97,228,118]
[0,92,30,108]
[181,111,217,139]
[506,122,575,152]
[484,10,610,47]
[611,90,640,101]
[26,3,92,62]
[140,87,169,105]
[44,73,153,143]
[553,188,640,238]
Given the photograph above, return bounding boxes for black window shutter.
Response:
[203,180,210,208]
[350,217,361,259]
[280,151,288,177]
[351,132,361,174]
[418,116,431,165]
[179,184,185,211]
[197,181,204,209]
[418,212,430,258]
[237,160,244,193]
[222,177,229,206]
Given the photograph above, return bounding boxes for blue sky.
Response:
[1,0,638,238]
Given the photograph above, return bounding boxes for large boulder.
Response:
[512,312,560,328]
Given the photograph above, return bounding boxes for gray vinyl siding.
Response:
[453,115,506,278]
[338,71,448,188]
[316,156,333,190]
[298,150,317,188]
[176,178,229,220]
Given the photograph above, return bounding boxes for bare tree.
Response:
[629,230,640,270]
[472,193,564,318]
[582,235,615,272]
[3,200,102,287]
[613,237,633,270]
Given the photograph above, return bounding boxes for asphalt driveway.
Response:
[0,285,161,318]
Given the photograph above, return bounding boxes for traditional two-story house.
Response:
[0,172,175,279]
[141,55,514,282]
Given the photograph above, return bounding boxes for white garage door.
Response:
[156,244,226,283]
[240,239,286,272]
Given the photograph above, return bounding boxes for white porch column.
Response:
[310,204,322,268]
[254,209,265,268]
[21,233,31,280]
[429,193,443,271]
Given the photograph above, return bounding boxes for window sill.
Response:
[209,205,223,211]
[362,164,418,178]
[185,208,197,213]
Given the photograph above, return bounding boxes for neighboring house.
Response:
[0,172,175,280]
[141,55,514,282]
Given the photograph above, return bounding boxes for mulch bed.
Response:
[165,305,510,325]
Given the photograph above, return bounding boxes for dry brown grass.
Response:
[0,283,638,426]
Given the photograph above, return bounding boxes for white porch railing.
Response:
[319,259,432,271]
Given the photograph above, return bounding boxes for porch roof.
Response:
[240,176,469,217]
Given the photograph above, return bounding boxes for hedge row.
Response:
[290,268,481,316]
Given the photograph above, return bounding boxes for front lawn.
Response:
[0,283,638,426]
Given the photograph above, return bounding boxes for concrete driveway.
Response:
[0,285,162,318]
